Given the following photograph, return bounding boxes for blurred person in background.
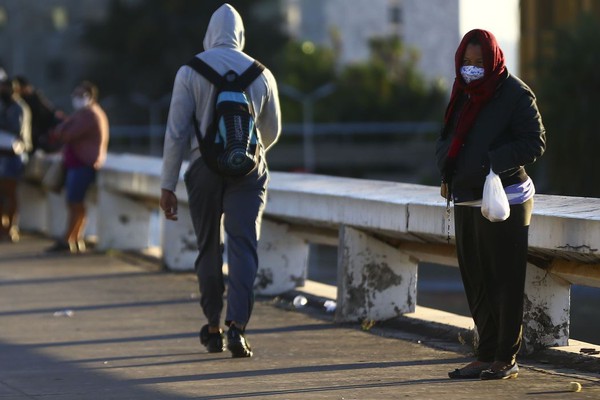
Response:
[0,74,31,242]
[45,81,109,254]
[13,76,64,154]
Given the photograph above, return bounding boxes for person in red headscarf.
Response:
[436,29,546,380]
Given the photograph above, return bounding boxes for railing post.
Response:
[522,263,571,353]
[46,191,68,239]
[161,205,197,271]
[255,219,309,295]
[17,182,48,233]
[336,225,417,322]
[96,185,152,251]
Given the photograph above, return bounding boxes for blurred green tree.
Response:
[280,36,447,123]
[278,41,338,122]
[85,1,445,126]
[83,0,287,123]
[537,13,600,197]
[332,37,446,122]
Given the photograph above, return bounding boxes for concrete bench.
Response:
[259,172,600,353]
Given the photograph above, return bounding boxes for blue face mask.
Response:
[460,65,485,84]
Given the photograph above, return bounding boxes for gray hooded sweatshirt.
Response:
[161,4,281,192]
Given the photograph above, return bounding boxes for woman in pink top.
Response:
[46,81,109,253]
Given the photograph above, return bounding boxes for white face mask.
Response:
[460,65,485,84]
[72,95,91,110]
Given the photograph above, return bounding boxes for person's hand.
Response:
[160,189,178,221]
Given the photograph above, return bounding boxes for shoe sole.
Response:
[199,325,226,353]
[228,343,253,358]
[448,373,482,379]
[207,348,225,353]
[448,364,491,380]
[201,341,225,353]
[205,344,226,353]
[480,372,518,380]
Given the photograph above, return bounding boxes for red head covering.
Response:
[442,29,507,181]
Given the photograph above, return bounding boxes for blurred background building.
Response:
[0,0,587,182]
[6,0,599,102]
[0,0,122,108]
[1,0,460,106]
[283,0,459,89]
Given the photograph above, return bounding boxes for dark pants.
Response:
[184,157,268,328]
[454,198,533,364]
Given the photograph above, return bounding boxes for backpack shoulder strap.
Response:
[186,57,223,87]
[185,58,222,145]
[236,61,266,89]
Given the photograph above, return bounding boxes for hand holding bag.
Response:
[440,181,449,200]
[481,168,510,222]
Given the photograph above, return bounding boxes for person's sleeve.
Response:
[19,102,32,152]
[161,67,194,192]
[256,69,281,152]
[435,129,451,175]
[488,90,546,174]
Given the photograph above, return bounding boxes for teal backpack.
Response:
[186,57,265,177]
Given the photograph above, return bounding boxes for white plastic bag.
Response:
[481,168,510,222]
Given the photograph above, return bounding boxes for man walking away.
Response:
[160,3,281,358]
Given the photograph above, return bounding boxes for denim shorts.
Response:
[65,166,96,203]
[0,155,24,179]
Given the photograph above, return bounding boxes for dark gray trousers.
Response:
[184,157,268,328]
[454,198,533,364]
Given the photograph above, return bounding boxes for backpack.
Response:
[186,57,265,177]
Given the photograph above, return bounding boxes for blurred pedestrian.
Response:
[13,76,64,154]
[46,81,109,254]
[160,4,281,357]
[436,29,545,380]
[0,75,31,242]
